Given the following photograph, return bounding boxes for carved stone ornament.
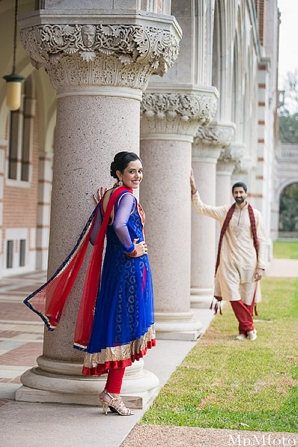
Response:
[233,156,253,175]
[20,23,180,90]
[218,147,233,163]
[140,92,218,136]
[218,141,245,164]
[194,124,234,148]
[216,148,237,174]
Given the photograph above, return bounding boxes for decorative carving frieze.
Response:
[140,92,218,137]
[217,140,244,173]
[217,148,237,174]
[193,123,235,161]
[233,156,253,175]
[194,124,234,148]
[225,143,250,175]
[20,23,180,90]
[218,147,233,164]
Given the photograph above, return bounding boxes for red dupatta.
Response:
[24,186,130,350]
[211,202,259,314]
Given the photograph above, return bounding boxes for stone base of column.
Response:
[154,311,203,341]
[191,288,213,308]
[15,357,159,409]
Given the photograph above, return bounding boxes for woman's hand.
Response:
[126,238,148,257]
[93,187,107,205]
[134,239,148,257]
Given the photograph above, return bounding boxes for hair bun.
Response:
[110,151,141,179]
[110,161,117,179]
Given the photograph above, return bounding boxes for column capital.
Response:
[18,12,181,92]
[217,137,244,174]
[140,86,218,141]
[193,121,235,162]
[233,156,253,175]
[231,143,253,175]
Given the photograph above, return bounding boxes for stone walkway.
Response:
[0,260,297,447]
[0,272,45,409]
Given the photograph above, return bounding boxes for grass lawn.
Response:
[273,241,298,259]
[142,276,298,432]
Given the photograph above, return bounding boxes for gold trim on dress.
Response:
[83,325,156,368]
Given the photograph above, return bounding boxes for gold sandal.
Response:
[99,389,134,416]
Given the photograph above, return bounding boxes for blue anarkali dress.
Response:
[82,188,156,376]
[23,186,155,376]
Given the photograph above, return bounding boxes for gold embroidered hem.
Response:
[82,325,156,376]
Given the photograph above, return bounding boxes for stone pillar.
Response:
[191,122,235,308]
[140,86,218,339]
[215,141,243,242]
[216,140,242,206]
[16,6,181,408]
[232,149,252,186]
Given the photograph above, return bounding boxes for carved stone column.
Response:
[140,86,218,339]
[216,138,242,206]
[215,141,244,242]
[232,146,252,185]
[16,7,181,408]
[191,122,235,308]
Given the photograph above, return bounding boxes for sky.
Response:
[277,0,298,88]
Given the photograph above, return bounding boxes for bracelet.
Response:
[125,248,137,258]
[191,189,197,195]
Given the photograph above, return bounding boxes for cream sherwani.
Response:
[192,192,267,305]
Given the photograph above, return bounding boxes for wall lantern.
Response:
[3,0,24,111]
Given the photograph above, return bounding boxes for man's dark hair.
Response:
[232,182,247,193]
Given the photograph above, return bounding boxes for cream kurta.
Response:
[192,192,267,305]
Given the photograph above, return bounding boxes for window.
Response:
[19,239,26,267]
[6,240,14,268]
[7,77,34,184]
[8,110,19,179]
[21,96,31,181]
[5,230,29,272]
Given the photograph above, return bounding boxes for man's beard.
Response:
[235,197,245,204]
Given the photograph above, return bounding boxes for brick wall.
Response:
[2,90,40,273]
[254,0,266,46]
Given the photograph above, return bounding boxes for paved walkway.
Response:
[0,260,297,447]
[263,257,298,277]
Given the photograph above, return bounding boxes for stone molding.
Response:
[16,357,159,408]
[216,153,237,174]
[154,311,203,341]
[233,156,253,175]
[217,136,245,174]
[230,143,252,175]
[140,90,218,138]
[229,142,246,160]
[194,122,235,148]
[19,22,180,91]
[193,122,235,161]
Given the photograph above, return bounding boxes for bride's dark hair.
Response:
[110,152,141,179]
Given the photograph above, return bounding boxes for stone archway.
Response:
[271,143,298,240]
[278,182,298,238]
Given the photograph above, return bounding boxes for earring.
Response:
[118,178,123,186]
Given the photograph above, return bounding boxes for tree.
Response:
[279,183,298,233]
[278,70,298,144]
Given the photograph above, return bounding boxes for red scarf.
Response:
[215,202,258,274]
[212,202,259,314]
[24,186,131,350]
